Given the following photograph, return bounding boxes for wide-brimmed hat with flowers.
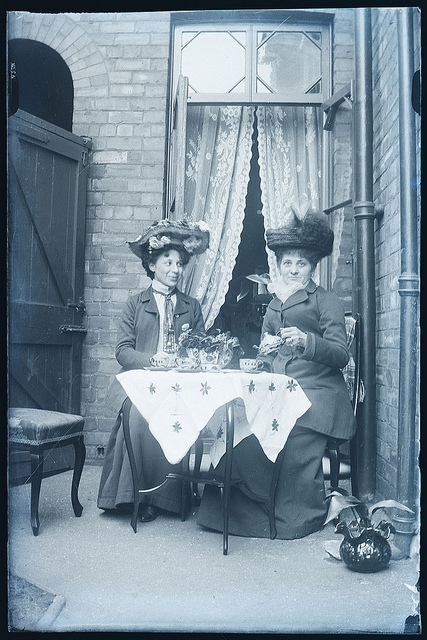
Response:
[128,219,210,259]
[266,211,334,259]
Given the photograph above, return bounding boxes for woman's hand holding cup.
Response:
[278,327,307,349]
[150,351,175,368]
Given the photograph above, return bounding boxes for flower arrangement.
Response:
[178,325,244,370]
[324,488,414,573]
[148,235,172,250]
[146,219,210,256]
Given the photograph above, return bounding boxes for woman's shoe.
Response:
[139,504,158,522]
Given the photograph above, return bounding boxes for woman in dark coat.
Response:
[98,219,209,522]
[197,212,356,539]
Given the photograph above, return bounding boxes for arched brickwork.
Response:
[8,12,109,132]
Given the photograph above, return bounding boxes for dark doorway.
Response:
[8,39,74,131]
[213,117,270,358]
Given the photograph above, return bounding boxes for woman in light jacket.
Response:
[197,212,356,539]
[98,219,209,523]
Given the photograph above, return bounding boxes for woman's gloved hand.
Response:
[277,327,307,350]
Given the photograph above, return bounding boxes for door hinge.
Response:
[81,137,92,166]
[59,325,87,334]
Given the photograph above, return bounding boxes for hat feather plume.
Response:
[290,201,310,223]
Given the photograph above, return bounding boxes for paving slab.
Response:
[8,464,419,633]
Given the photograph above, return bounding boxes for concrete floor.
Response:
[8,464,419,633]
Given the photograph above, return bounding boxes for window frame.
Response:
[167,11,338,293]
[171,17,332,105]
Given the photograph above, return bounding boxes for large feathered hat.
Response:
[266,210,334,258]
[128,219,210,260]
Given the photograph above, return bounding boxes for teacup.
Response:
[200,362,221,372]
[150,353,173,368]
[239,358,263,372]
[177,356,198,370]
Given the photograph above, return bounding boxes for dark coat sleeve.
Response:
[301,291,349,370]
[190,298,205,334]
[257,289,349,371]
[115,296,153,370]
[115,292,206,371]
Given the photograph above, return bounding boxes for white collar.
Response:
[152,279,176,296]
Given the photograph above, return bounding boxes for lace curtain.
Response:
[177,105,255,330]
[257,106,322,284]
[175,104,323,327]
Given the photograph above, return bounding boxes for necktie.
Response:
[163,293,176,353]
[153,288,176,353]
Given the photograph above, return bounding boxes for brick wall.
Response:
[329,9,355,313]
[371,7,421,500]
[371,6,400,500]
[73,12,172,461]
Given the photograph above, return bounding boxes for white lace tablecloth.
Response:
[116,369,311,466]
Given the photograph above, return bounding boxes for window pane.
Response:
[307,79,322,94]
[257,31,322,95]
[182,31,246,94]
[306,31,322,44]
[230,78,245,93]
[256,78,271,94]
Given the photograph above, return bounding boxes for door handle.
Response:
[59,325,87,334]
[67,298,86,312]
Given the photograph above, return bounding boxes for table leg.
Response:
[268,447,285,540]
[180,452,189,521]
[192,439,203,504]
[121,398,139,533]
[222,401,234,556]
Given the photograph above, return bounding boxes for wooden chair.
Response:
[120,397,191,532]
[192,313,362,543]
[191,400,280,542]
[323,312,362,495]
[122,396,236,555]
[8,408,86,535]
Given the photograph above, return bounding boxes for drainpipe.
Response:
[353,8,376,502]
[392,7,419,558]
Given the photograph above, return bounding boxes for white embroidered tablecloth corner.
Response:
[116,369,311,466]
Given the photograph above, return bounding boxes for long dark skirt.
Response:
[196,424,328,539]
[97,402,182,513]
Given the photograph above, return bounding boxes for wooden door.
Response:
[8,109,91,415]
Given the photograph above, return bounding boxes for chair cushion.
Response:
[8,408,84,445]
